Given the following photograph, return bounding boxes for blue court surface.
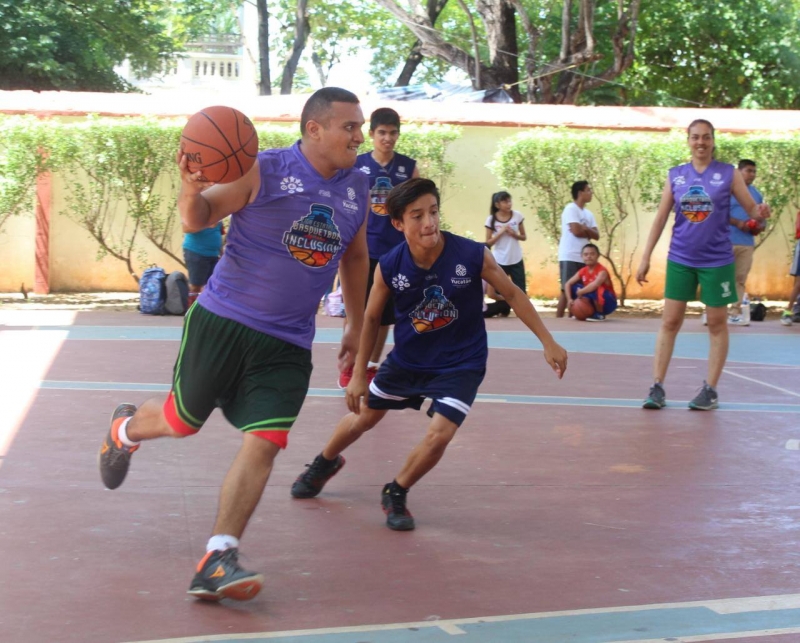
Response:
[1,309,799,643]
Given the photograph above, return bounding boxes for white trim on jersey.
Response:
[369,381,409,401]
[438,397,471,416]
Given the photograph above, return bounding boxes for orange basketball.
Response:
[180,106,258,184]
[570,297,595,321]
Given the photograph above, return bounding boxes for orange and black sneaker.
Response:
[290,454,345,499]
[99,403,138,490]
[188,548,264,601]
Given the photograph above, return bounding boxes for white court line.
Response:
[725,366,800,370]
[723,368,800,399]
[786,440,800,450]
[125,592,800,643]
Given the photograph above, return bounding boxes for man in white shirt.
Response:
[557,181,599,317]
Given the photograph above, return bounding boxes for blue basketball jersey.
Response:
[379,232,487,373]
[356,151,417,259]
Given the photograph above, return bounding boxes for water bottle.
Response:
[741,292,751,325]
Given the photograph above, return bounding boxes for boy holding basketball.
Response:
[98,87,370,602]
[291,178,567,530]
[564,243,617,321]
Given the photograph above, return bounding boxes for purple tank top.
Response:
[667,160,735,268]
[198,142,369,349]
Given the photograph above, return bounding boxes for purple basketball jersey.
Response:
[667,160,735,268]
[199,142,369,349]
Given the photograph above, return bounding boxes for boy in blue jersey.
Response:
[293,178,567,531]
[338,108,421,388]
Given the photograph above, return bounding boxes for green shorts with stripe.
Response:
[664,259,738,307]
[163,304,312,448]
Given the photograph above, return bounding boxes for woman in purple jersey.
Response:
[290,178,567,532]
[637,120,769,411]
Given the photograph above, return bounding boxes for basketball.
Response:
[180,106,259,184]
[570,297,595,321]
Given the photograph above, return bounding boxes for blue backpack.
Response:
[139,266,166,315]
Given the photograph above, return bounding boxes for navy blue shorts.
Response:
[183,249,219,287]
[368,355,485,427]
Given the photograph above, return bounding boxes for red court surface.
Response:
[1,308,799,643]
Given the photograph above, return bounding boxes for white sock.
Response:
[117,418,140,447]
[206,534,239,553]
[367,361,381,369]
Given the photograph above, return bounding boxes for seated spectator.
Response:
[565,243,617,321]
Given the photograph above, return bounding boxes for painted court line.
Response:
[125,593,800,643]
[36,380,800,414]
[722,368,800,399]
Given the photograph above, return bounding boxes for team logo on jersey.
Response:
[359,166,371,175]
[282,203,342,267]
[318,189,331,197]
[371,176,393,216]
[673,175,686,187]
[409,285,458,334]
[710,172,724,186]
[281,176,304,194]
[451,264,472,287]
[456,264,467,276]
[680,185,713,223]
[392,274,411,291]
[347,187,356,201]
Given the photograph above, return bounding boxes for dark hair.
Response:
[738,159,756,170]
[687,119,715,137]
[571,181,589,200]
[581,243,600,254]
[386,178,440,221]
[487,191,512,231]
[300,87,360,136]
[370,107,401,132]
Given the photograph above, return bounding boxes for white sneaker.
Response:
[781,311,793,326]
[728,315,749,326]
[701,312,707,326]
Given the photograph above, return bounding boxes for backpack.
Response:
[750,302,767,322]
[164,271,190,315]
[139,266,166,315]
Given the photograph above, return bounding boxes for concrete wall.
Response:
[1,92,798,299]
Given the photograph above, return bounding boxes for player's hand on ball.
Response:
[177,149,216,191]
[543,340,567,379]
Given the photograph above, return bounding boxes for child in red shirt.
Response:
[565,243,618,321]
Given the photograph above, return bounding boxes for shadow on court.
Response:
[0,309,799,643]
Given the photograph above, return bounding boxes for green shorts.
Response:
[163,304,312,448]
[664,259,738,307]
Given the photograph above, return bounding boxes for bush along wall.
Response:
[0,116,461,284]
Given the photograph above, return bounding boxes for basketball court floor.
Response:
[1,307,799,643]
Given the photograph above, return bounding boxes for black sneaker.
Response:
[381,483,415,531]
[99,403,138,489]
[290,454,345,498]
[187,548,263,601]
[642,383,666,409]
[688,381,719,410]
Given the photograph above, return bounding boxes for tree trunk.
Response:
[257,0,271,95]
[394,0,449,87]
[280,0,310,95]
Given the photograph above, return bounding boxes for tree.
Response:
[619,0,800,108]
[0,0,176,91]
[257,0,273,94]
[369,0,641,103]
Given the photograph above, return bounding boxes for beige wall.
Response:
[1,118,797,300]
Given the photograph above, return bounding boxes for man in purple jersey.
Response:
[97,88,370,602]
[637,119,769,411]
[291,178,567,531]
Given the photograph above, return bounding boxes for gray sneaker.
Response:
[643,383,666,409]
[688,381,719,410]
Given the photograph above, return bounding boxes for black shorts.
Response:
[368,257,395,326]
[162,304,312,448]
[368,355,485,427]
